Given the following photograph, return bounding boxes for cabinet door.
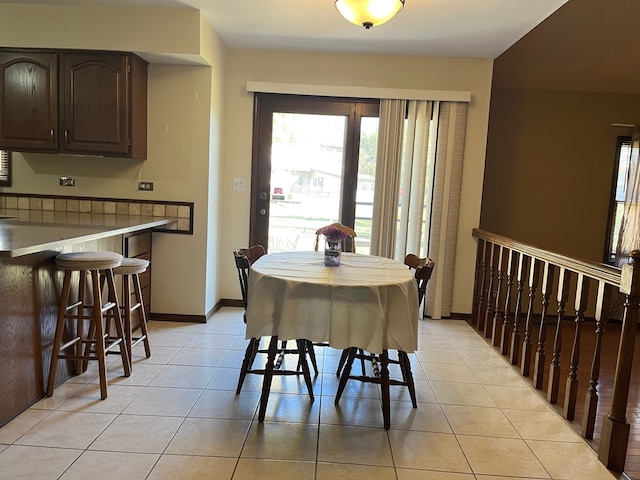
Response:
[61,53,129,155]
[0,51,58,151]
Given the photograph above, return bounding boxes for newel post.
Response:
[598,250,640,471]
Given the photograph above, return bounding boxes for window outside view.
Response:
[609,138,632,262]
[268,112,378,254]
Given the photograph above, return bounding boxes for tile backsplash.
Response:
[0,193,193,234]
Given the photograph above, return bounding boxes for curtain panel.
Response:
[371,99,468,318]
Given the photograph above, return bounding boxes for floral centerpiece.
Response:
[320,225,346,266]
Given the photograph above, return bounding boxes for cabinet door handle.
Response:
[64,129,69,143]
[50,129,55,142]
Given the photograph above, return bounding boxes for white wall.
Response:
[221,50,493,314]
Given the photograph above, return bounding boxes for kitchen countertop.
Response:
[0,209,176,258]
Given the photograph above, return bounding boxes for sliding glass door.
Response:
[250,94,379,253]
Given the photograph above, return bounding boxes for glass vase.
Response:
[324,239,342,266]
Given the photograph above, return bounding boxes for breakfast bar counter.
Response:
[0,210,176,426]
[0,209,174,257]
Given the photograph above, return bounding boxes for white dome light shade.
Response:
[335,0,405,29]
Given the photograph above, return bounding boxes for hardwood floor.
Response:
[466,318,640,480]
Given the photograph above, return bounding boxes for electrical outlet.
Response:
[59,176,75,187]
[138,181,154,191]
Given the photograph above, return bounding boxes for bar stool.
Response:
[47,251,131,400]
[112,257,151,366]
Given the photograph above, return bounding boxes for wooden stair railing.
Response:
[471,228,638,474]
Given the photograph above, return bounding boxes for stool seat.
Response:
[56,251,123,270]
[113,257,149,276]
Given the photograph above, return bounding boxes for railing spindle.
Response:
[582,280,612,439]
[471,238,485,328]
[533,261,556,389]
[547,267,571,404]
[477,241,491,332]
[521,257,540,378]
[500,249,516,356]
[563,272,589,421]
[484,243,498,339]
[491,246,505,347]
[510,254,529,365]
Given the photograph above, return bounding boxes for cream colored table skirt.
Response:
[245,251,419,354]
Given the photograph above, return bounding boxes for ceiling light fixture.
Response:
[335,0,405,29]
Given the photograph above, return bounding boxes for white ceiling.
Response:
[3,0,568,59]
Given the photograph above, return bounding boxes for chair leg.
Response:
[258,336,279,422]
[380,349,391,430]
[296,339,314,400]
[304,340,319,375]
[236,337,259,394]
[336,349,350,377]
[399,351,417,407]
[335,347,357,404]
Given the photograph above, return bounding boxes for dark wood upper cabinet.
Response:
[0,51,59,151]
[0,49,147,159]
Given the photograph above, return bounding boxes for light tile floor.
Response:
[0,307,619,480]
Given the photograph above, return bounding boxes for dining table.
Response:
[244,250,420,427]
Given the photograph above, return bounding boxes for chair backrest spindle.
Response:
[314,223,357,253]
[404,253,435,308]
[233,245,266,308]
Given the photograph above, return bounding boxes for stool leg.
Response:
[105,269,131,377]
[122,272,133,366]
[76,270,87,374]
[47,270,73,397]
[132,273,151,358]
[90,269,109,400]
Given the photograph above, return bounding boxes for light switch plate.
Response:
[233,177,245,192]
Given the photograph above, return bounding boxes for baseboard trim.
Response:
[220,299,244,308]
[150,313,207,324]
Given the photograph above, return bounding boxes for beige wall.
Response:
[221,50,494,314]
[0,4,228,317]
[482,87,640,261]
[0,3,494,317]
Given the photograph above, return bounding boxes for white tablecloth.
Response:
[245,251,420,354]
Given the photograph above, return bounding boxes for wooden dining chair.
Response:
[233,246,316,395]
[404,253,435,309]
[314,222,357,253]
[334,254,435,429]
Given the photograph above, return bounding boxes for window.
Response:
[0,150,10,187]
[605,136,632,263]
